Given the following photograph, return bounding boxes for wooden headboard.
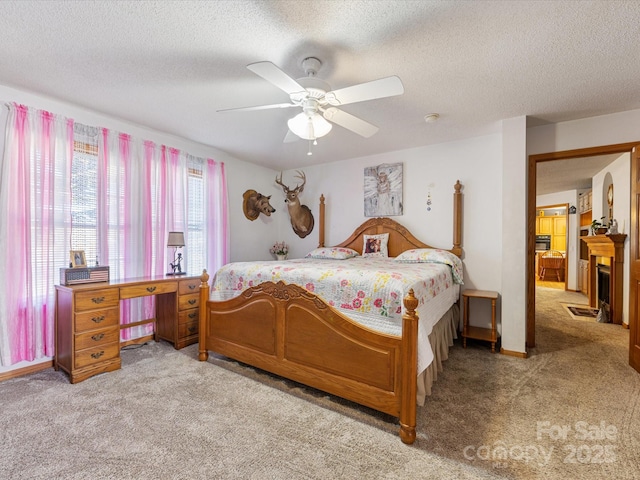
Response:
[318,180,463,258]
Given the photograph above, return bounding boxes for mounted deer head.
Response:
[275,170,314,238]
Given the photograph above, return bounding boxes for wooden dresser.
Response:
[55,275,203,383]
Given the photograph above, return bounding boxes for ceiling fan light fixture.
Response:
[287,112,332,140]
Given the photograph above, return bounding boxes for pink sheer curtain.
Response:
[99,132,196,341]
[0,103,228,366]
[0,104,73,365]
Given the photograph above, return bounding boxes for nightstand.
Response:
[461,289,499,353]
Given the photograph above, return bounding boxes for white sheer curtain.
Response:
[0,104,73,365]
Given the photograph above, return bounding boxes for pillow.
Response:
[395,248,464,284]
[362,233,389,258]
[305,247,359,260]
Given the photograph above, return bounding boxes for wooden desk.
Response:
[55,274,202,383]
[461,289,500,353]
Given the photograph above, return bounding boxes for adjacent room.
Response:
[1,1,640,479]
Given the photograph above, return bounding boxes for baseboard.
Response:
[500,348,528,358]
[0,359,53,382]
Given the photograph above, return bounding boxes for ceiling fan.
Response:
[218,57,404,145]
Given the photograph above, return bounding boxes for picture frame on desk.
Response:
[70,250,86,268]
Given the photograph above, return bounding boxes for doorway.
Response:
[535,203,569,291]
[527,142,638,349]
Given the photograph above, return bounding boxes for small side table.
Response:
[462,289,500,353]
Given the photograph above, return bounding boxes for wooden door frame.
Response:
[527,142,639,348]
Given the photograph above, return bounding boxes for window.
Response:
[1,104,227,365]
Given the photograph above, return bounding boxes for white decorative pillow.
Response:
[362,233,389,258]
[305,247,359,260]
[394,248,464,284]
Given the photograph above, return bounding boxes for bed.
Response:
[198,181,463,444]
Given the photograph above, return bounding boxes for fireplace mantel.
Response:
[581,234,627,324]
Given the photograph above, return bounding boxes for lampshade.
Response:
[287,112,332,140]
[167,231,185,247]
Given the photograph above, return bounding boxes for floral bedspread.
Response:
[217,256,457,322]
[210,256,461,373]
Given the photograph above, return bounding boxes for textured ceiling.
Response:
[1,0,639,186]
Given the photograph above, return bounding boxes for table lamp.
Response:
[167,231,186,275]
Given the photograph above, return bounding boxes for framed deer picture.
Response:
[364,163,403,217]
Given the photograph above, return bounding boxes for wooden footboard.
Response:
[198,270,419,444]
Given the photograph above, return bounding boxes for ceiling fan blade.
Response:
[283,129,300,143]
[247,61,307,96]
[325,76,404,106]
[217,102,297,113]
[322,107,379,138]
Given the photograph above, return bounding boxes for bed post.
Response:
[399,289,418,445]
[198,269,210,362]
[452,180,463,257]
[318,194,325,248]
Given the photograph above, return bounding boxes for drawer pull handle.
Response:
[188,284,196,290]
[92,296,105,304]
[91,351,105,359]
[188,326,196,333]
[188,312,196,319]
[91,316,105,324]
[188,299,197,305]
[146,286,157,293]
[91,333,105,341]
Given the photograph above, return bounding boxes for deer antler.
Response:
[294,170,306,193]
[275,172,289,193]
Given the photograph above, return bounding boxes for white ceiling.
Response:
[1,0,639,192]
[536,153,623,196]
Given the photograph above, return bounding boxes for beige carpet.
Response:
[1,286,639,479]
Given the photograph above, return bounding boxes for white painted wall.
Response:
[527,109,640,154]
[283,134,504,331]
[501,116,527,353]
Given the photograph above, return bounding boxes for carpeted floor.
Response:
[1,286,639,479]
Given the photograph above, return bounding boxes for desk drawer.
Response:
[74,342,119,369]
[179,293,199,311]
[178,320,198,339]
[179,278,201,295]
[75,307,119,333]
[179,309,199,325]
[75,288,119,312]
[75,327,119,351]
[120,282,177,299]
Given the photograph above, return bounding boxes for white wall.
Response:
[501,116,527,353]
[527,109,640,154]
[283,134,504,331]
